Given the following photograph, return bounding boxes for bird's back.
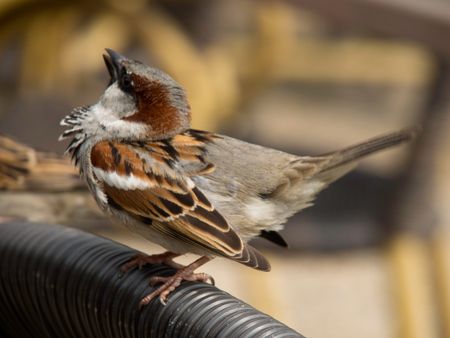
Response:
[194,129,417,240]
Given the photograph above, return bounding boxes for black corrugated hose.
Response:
[0,221,304,338]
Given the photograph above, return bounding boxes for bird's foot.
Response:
[140,256,214,306]
[121,251,182,273]
[140,270,214,306]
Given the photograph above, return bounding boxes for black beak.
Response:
[103,48,127,82]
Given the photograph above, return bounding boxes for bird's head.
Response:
[60,49,191,152]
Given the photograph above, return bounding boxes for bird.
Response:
[59,48,418,305]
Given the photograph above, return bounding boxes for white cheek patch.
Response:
[81,84,148,140]
[100,83,136,117]
[93,167,151,190]
[87,104,148,139]
[107,119,148,138]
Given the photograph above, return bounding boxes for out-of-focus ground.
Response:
[1,1,450,337]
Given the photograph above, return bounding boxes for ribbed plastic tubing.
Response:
[0,221,303,338]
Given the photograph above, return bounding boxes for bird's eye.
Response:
[119,71,133,93]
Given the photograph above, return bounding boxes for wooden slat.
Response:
[388,235,439,338]
[290,0,450,58]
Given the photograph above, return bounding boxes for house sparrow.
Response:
[60,49,418,305]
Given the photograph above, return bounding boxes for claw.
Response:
[139,256,213,306]
[149,276,167,287]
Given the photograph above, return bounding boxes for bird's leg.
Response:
[121,251,183,273]
[140,255,214,306]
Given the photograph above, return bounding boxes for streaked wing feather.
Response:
[91,131,270,271]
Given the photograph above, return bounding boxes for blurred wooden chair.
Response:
[289,0,450,336]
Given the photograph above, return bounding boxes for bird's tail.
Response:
[315,127,420,182]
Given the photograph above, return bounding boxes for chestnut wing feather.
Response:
[91,134,270,271]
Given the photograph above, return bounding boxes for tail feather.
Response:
[269,127,419,223]
[319,127,420,175]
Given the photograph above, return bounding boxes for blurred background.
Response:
[1,0,450,337]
